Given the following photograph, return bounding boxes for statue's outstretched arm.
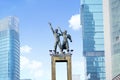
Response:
[58,27,62,34]
[48,22,54,33]
[68,34,72,42]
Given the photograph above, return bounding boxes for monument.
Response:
[49,22,73,80]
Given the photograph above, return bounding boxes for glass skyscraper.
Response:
[0,16,20,80]
[81,0,106,80]
[103,0,120,79]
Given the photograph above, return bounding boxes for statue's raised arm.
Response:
[48,22,54,34]
[58,27,62,34]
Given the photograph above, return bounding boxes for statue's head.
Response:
[64,30,67,34]
[55,29,58,33]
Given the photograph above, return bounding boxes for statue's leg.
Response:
[58,42,63,54]
[54,42,57,54]
[66,42,69,52]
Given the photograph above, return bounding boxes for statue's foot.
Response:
[70,49,73,52]
[67,50,69,52]
[60,51,65,54]
[56,52,59,54]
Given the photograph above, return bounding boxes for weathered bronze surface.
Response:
[49,22,72,54]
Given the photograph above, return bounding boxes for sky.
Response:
[0,0,85,80]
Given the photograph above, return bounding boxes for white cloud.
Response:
[68,14,81,30]
[20,56,44,79]
[20,56,29,70]
[20,45,32,53]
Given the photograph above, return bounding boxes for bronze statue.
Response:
[48,22,62,53]
[58,27,72,52]
[49,22,72,54]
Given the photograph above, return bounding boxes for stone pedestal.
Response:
[50,53,72,80]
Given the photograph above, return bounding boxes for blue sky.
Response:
[0,0,85,80]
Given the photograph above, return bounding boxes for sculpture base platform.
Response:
[50,53,72,80]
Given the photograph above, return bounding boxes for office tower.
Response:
[103,0,120,80]
[72,74,80,80]
[0,16,20,80]
[81,0,106,80]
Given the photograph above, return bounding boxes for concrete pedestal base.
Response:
[50,53,72,80]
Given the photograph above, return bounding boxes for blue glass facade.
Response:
[81,0,106,80]
[109,0,120,78]
[0,16,20,80]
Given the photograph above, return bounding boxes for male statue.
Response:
[48,22,62,54]
[58,27,72,52]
